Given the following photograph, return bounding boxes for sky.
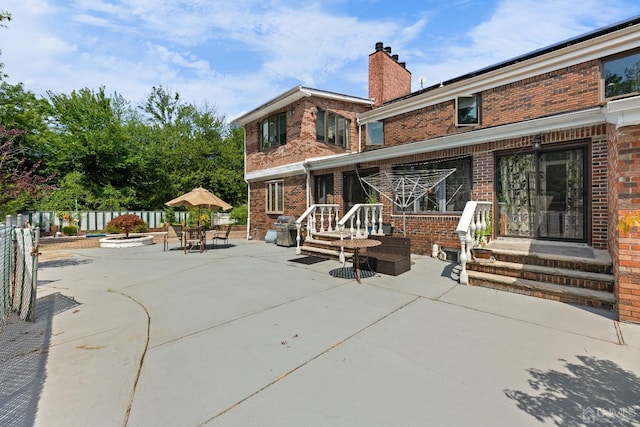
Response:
[2,0,639,122]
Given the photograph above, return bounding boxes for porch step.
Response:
[468,258,614,292]
[467,270,616,310]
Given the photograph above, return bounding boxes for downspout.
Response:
[357,117,362,153]
[242,126,251,240]
[303,160,311,208]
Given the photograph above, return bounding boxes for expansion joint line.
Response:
[200,295,421,425]
[115,291,151,427]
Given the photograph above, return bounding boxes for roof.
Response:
[231,86,373,126]
[388,14,640,106]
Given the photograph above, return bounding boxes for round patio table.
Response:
[331,238,381,284]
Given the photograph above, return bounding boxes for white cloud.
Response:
[409,0,640,90]
[2,0,639,119]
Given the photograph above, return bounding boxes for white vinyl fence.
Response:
[20,211,189,233]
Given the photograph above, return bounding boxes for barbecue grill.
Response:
[274,215,298,247]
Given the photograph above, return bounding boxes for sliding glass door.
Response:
[497,145,587,242]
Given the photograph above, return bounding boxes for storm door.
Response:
[497,146,587,242]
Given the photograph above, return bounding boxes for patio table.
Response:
[331,238,381,284]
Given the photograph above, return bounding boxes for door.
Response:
[497,145,587,242]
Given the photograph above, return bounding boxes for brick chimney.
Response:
[368,42,411,107]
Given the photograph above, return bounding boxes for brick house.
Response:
[233,16,640,323]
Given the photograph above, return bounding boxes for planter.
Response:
[99,235,154,248]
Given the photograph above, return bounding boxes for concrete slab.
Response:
[1,239,637,427]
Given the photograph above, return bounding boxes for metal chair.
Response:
[212,224,232,248]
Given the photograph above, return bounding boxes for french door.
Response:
[497,145,587,242]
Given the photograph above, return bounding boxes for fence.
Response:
[20,211,190,233]
[0,219,38,328]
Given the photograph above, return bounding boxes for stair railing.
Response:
[295,204,340,255]
[455,201,492,285]
[334,203,384,263]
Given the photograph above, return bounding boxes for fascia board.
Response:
[359,26,640,124]
[607,95,640,127]
[233,87,373,127]
[245,161,306,182]
[309,107,604,170]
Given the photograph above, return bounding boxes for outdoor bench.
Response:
[365,235,411,276]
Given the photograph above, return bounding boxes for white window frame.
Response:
[366,121,384,146]
[266,180,284,214]
[456,95,480,127]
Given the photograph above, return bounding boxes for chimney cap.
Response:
[384,46,392,54]
[375,42,384,51]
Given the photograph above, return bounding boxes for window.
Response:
[260,112,287,150]
[315,174,334,204]
[456,95,480,126]
[366,121,384,146]
[316,108,350,148]
[266,180,284,213]
[603,50,640,98]
[393,157,472,213]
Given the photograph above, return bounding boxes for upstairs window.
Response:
[260,112,287,150]
[456,95,480,126]
[316,108,350,148]
[366,121,384,146]
[603,50,640,98]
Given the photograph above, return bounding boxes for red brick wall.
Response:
[249,175,308,240]
[483,61,601,125]
[368,49,411,107]
[610,124,640,323]
[245,97,370,174]
[378,60,602,148]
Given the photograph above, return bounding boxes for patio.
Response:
[2,239,639,426]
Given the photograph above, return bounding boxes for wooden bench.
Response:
[364,236,411,276]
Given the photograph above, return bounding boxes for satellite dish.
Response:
[418,76,426,89]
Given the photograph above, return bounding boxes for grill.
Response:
[274,215,298,247]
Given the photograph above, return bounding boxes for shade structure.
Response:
[166,187,232,211]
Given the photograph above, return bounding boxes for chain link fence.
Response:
[0,220,39,328]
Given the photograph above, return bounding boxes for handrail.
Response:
[456,201,492,285]
[295,204,340,254]
[336,203,384,238]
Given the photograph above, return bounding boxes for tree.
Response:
[0,126,53,215]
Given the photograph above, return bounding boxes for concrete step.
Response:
[467,270,615,310]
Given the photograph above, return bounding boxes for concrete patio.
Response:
[2,239,640,426]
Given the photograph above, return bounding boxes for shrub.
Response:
[106,214,147,238]
[229,204,248,225]
[62,225,78,236]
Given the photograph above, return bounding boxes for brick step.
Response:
[467,259,614,292]
[467,270,615,310]
[475,246,612,274]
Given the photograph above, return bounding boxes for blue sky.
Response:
[2,0,639,121]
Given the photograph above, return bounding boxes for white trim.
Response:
[308,107,604,170]
[232,86,373,126]
[245,161,307,182]
[358,25,640,124]
[606,96,640,128]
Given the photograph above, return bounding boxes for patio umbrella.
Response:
[166,187,232,225]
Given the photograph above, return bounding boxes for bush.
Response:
[106,214,147,238]
[229,204,248,225]
[62,225,78,236]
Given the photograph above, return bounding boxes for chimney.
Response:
[368,42,411,107]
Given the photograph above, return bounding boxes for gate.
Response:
[0,221,39,327]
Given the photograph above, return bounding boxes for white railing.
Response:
[337,203,384,239]
[455,201,492,285]
[334,203,384,263]
[295,204,340,255]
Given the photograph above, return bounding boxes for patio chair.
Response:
[213,224,232,248]
[166,224,183,250]
[184,227,205,254]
